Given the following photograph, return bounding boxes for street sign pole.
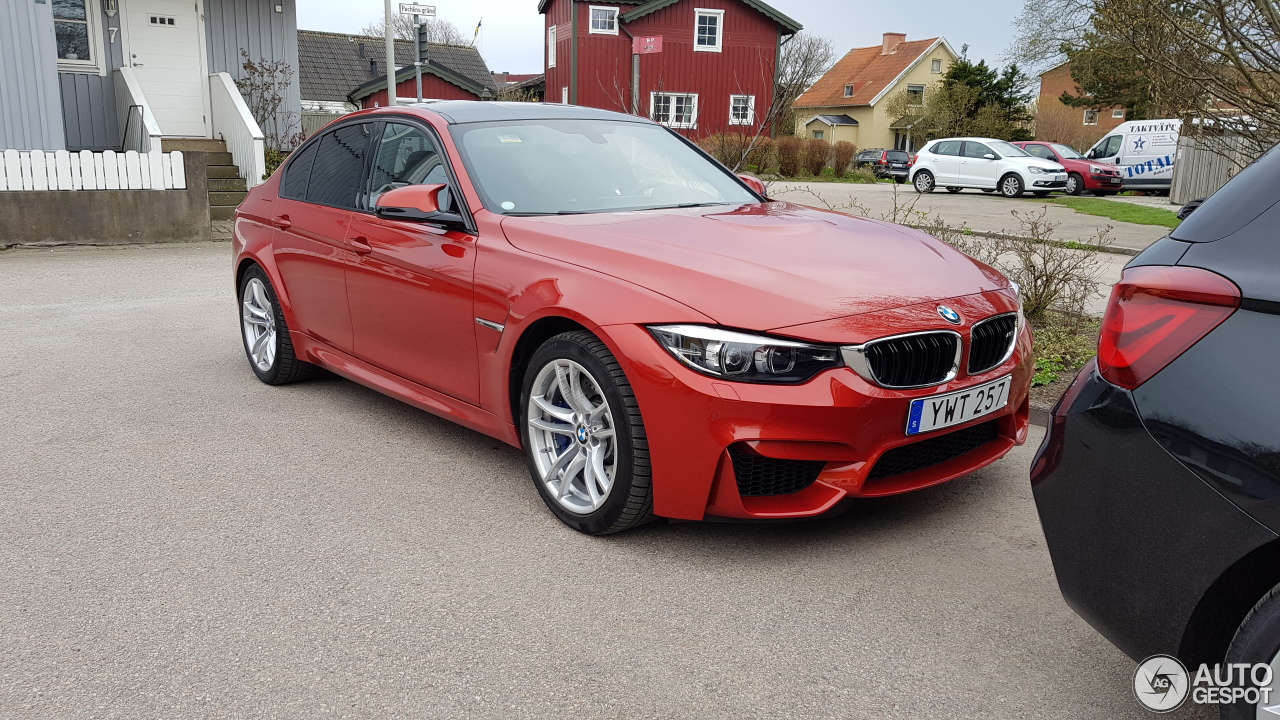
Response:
[414,14,422,103]
[384,0,396,106]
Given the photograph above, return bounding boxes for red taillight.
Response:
[879,151,888,164]
[1096,266,1240,390]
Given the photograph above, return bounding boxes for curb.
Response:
[1031,406,1052,428]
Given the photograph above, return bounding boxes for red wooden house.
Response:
[538,0,802,138]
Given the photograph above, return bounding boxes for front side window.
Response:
[729,95,754,125]
[307,123,371,209]
[1084,109,1100,125]
[451,119,757,216]
[1098,134,1123,158]
[53,0,93,66]
[988,140,1030,157]
[962,142,993,159]
[651,93,698,129]
[1024,144,1055,160]
[368,122,454,211]
[589,6,618,34]
[906,84,925,105]
[548,25,557,68]
[1052,143,1083,159]
[694,9,723,52]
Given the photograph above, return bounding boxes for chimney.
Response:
[358,42,365,58]
[369,59,378,78]
[881,32,906,55]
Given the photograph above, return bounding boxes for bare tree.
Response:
[1003,0,1095,71]
[773,33,837,136]
[359,15,470,45]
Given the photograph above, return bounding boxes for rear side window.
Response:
[307,123,371,209]
[933,140,961,156]
[279,142,316,200]
[1172,145,1280,243]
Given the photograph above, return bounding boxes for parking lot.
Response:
[0,242,1211,719]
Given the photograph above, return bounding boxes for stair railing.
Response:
[209,73,267,187]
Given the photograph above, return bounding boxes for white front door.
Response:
[122,0,209,138]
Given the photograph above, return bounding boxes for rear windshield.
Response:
[1171,145,1280,242]
[885,150,909,161]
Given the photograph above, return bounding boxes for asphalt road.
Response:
[771,182,1174,253]
[0,242,1212,719]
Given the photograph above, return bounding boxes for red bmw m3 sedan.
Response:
[231,102,1032,534]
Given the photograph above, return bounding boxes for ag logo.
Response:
[1134,655,1189,712]
[937,305,962,324]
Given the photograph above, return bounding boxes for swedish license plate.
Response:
[906,375,1011,435]
[1054,174,1067,182]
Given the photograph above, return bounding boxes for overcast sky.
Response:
[297,0,1027,75]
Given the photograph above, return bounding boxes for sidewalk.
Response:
[770,182,1171,253]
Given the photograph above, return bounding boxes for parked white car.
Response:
[910,137,1068,197]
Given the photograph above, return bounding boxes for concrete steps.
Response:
[162,139,247,223]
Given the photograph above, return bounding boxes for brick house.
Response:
[538,0,802,138]
[1034,61,1126,149]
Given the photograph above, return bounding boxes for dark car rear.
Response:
[1031,146,1280,715]
[872,150,910,182]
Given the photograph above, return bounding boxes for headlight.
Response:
[1009,280,1022,307]
[1028,166,1054,174]
[648,325,841,384]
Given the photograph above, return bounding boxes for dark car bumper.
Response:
[1030,359,1277,663]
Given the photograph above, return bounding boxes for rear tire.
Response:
[913,170,935,193]
[238,265,321,386]
[519,331,655,535]
[1220,583,1280,719]
[1000,173,1025,198]
[1065,172,1085,195]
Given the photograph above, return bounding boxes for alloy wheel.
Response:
[1002,176,1022,197]
[241,277,277,372]
[914,172,933,193]
[526,359,618,515]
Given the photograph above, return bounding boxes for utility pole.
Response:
[416,17,427,103]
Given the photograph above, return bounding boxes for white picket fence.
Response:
[0,148,186,191]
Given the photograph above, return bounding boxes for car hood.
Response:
[499,202,1009,332]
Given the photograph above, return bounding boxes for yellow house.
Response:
[794,33,957,152]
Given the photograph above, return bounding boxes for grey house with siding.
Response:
[0,0,300,153]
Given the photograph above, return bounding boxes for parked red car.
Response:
[232,102,1032,534]
[1013,141,1124,196]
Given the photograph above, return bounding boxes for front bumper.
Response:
[597,309,1033,522]
[1084,174,1124,190]
[1031,360,1277,661]
[1031,179,1067,189]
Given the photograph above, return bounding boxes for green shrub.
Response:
[776,137,804,177]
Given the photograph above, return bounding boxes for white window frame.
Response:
[548,25,557,68]
[931,59,943,74]
[693,8,724,53]
[54,0,106,74]
[1112,108,1126,119]
[650,92,699,129]
[905,84,925,105]
[588,6,619,35]
[843,84,854,98]
[729,95,755,125]
[1083,109,1100,125]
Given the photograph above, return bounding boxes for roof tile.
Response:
[794,38,941,109]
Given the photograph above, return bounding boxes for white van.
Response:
[1084,119,1182,192]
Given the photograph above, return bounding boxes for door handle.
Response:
[272,215,291,230]
[348,236,373,254]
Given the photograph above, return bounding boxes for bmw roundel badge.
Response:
[937,305,962,324]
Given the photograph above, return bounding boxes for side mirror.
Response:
[1177,198,1206,221]
[738,173,769,198]
[983,153,997,160]
[1086,149,1098,159]
[375,183,446,220]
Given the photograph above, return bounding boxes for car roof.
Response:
[927,137,1006,143]
[388,101,657,126]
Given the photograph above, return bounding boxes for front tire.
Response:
[520,331,654,535]
[913,170,935,194]
[1220,584,1280,719]
[238,265,320,385]
[1000,173,1025,198]
[1065,172,1085,195]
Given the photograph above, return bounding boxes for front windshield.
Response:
[989,140,1030,158]
[450,119,758,215]
[1051,143,1083,159]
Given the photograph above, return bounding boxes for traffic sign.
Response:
[399,3,435,16]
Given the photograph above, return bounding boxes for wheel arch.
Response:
[1180,537,1280,668]
[507,315,594,427]
[235,253,300,331]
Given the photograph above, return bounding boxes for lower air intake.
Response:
[867,420,1000,481]
[729,445,826,497]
